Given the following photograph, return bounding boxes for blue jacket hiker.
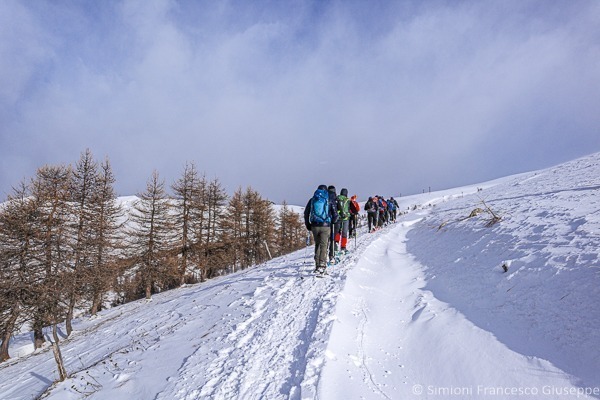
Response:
[304,185,338,274]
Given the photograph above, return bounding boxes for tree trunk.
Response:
[33,317,45,349]
[0,307,20,362]
[51,324,67,381]
[65,295,76,337]
[90,291,102,316]
[179,255,187,286]
[52,322,60,344]
[0,331,11,362]
[145,283,152,300]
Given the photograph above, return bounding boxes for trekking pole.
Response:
[301,231,311,279]
[354,215,357,249]
[338,222,342,254]
[330,225,335,261]
[305,231,311,256]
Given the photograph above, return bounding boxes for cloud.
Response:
[1,0,599,203]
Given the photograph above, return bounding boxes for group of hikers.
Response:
[303,185,400,275]
[364,194,400,232]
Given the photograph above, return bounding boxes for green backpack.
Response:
[338,196,350,220]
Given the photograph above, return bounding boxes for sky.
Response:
[1,0,599,205]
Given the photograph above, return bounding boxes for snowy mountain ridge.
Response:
[1,153,599,399]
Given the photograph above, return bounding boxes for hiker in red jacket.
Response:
[349,195,360,238]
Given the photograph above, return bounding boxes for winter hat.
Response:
[318,184,328,190]
[328,185,336,193]
[341,188,348,196]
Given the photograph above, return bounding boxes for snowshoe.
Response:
[315,267,329,278]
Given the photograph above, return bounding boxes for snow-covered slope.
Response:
[406,153,600,391]
[1,153,598,400]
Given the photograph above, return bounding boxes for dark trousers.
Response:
[311,225,330,268]
[367,213,377,231]
[349,214,358,237]
[334,220,350,250]
[328,225,335,260]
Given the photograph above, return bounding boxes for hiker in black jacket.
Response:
[364,197,378,232]
[326,186,339,262]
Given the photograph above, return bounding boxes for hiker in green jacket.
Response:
[334,188,351,254]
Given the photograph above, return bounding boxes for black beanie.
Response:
[318,184,327,190]
[341,188,348,196]
[328,185,336,193]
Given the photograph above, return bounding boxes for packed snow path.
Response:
[1,154,599,399]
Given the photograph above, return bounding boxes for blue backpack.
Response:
[310,189,330,224]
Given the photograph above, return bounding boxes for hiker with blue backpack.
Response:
[390,197,399,221]
[304,185,338,275]
[387,197,396,222]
